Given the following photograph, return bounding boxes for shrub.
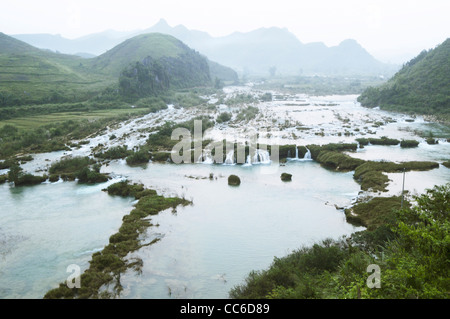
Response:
[125,149,151,166]
[216,112,232,123]
[228,175,241,186]
[368,137,400,145]
[316,151,365,171]
[95,146,132,160]
[49,156,94,175]
[400,139,419,148]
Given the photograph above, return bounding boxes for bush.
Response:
[95,146,132,160]
[280,173,292,181]
[316,151,365,171]
[151,152,170,162]
[400,139,419,148]
[76,167,109,184]
[368,137,400,146]
[49,156,94,175]
[216,112,232,123]
[125,149,151,166]
[228,175,241,186]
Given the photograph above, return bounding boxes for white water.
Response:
[1,88,449,299]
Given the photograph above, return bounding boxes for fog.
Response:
[1,0,449,64]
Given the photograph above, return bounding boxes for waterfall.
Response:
[197,150,214,164]
[252,149,271,164]
[295,146,299,160]
[224,150,235,165]
[243,155,252,166]
[304,147,312,160]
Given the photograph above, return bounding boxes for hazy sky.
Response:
[1,0,449,63]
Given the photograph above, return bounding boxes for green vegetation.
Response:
[48,156,108,183]
[400,139,419,148]
[146,116,215,152]
[358,39,450,122]
[0,110,149,159]
[280,173,292,182]
[225,94,257,106]
[228,174,241,186]
[367,137,400,146]
[94,146,132,160]
[235,106,259,122]
[306,143,358,160]
[354,161,439,192]
[216,112,232,123]
[6,163,47,186]
[443,161,450,168]
[344,196,405,230]
[44,180,191,299]
[0,33,109,108]
[125,149,151,166]
[230,183,450,299]
[316,151,365,172]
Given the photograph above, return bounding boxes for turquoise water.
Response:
[0,179,134,298]
[0,159,364,299]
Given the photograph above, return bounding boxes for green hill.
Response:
[0,32,237,108]
[357,39,450,121]
[90,33,237,98]
[0,33,108,107]
[90,33,213,98]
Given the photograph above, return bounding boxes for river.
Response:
[0,88,449,298]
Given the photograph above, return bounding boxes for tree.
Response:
[8,164,23,184]
[373,183,450,298]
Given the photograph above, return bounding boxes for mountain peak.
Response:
[154,18,170,28]
[338,39,362,49]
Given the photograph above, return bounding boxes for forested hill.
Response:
[90,33,227,98]
[0,32,237,107]
[357,38,450,121]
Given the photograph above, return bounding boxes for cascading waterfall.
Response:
[224,150,235,165]
[243,155,252,166]
[197,150,214,164]
[287,146,312,161]
[304,147,312,160]
[252,149,271,164]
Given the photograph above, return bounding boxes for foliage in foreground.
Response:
[230,183,450,299]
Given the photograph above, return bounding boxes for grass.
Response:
[316,151,365,172]
[354,160,439,192]
[344,196,405,231]
[0,108,147,131]
[400,139,420,148]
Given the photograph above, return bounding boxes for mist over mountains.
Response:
[11,19,398,77]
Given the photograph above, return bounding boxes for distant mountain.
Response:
[12,31,135,56]
[143,20,396,77]
[358,38,450,120]
[11,19,398,77]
